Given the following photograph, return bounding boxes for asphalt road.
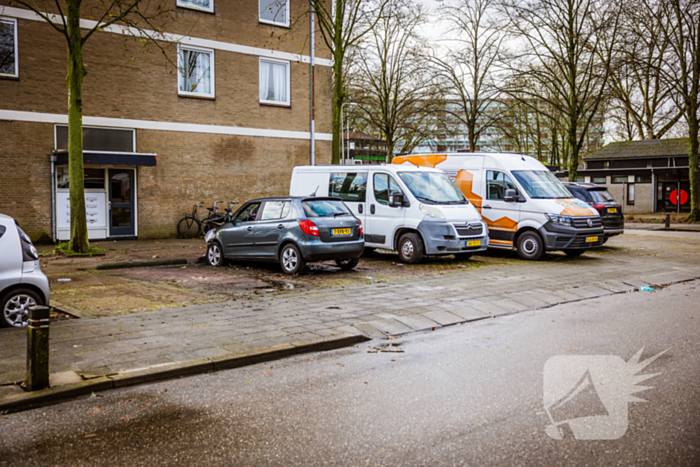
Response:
[1,280,699,466]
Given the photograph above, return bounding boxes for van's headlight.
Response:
[546,213,572,227]
[419,204,445,219]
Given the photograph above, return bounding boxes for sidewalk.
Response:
[626,223,700,232]
[3,232,700,412]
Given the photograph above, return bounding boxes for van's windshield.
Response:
[511,170,572,199]
[398,172,468,204]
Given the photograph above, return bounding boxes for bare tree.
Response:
[652,0,700,222]
[5,0,171,252]
[608,0,682,141]
[500,0,622,181]
[348,1,435,159]
[430,0,505,152]
[309,0,389,164]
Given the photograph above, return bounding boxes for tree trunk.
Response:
[567,117,579,181]
[686,108,700,222]
[66,1,89,253]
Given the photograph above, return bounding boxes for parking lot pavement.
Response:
[2,231,699,393]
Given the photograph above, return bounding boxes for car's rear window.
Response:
[589,189,615,203]
[302,200,351,217]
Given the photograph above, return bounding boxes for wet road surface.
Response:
[1,280,699,466]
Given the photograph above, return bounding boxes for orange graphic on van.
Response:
[454,170,482,209]
[483,216,518,232]
[392,154,447,168]
[556,199,597,217]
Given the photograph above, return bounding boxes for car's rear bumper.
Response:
[20,261,51,304]
[298,239,365,261]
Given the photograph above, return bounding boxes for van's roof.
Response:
[394,152,549,171]
[293,164,443,173]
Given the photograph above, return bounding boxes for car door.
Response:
[254,200,294,258]
[220,202,261,258]
[367,172,405,248]
[483,170,521,247]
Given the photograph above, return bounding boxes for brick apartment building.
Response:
[0,0,332,241]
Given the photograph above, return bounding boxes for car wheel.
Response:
[397,232,424,264]
[0,288,43,328]
[517,231,544,261]
[280,244,306,275]
[335,258,360,270]
[207,242,225,267]
[564,249,585,257]
[454,253,473,261]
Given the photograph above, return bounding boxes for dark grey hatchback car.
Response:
[205,197,364,274]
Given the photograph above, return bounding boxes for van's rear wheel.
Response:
[397,233,424,264]
[517,231,544,261]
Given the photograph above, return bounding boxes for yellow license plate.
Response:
[586,236,599,243]
[608,208,617,214]
[466,240,481,247]
[331,228,351,236]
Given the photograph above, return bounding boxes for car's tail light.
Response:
[359,219,363,235]
[591,205,605,210]
[299,219,319,236]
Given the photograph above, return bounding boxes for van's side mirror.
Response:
[389,191,404,207]
[504,189,518,203]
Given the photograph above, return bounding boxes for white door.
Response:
[367,172,405,249]
[482,170,521,247]
[328,171,368,234]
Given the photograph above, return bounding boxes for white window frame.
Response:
[0,17,19,78]
[177,0,214,13]
[177,45,215,99]
[259,57,290,106]
[259,0,290,28]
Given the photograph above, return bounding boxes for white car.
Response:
[0,214,51,327]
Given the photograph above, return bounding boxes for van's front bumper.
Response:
[539,222,605,250]
[298,238,365,261]
[418,221,489,255]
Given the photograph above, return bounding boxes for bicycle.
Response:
[201,201,239,234]
[178,201,235,238]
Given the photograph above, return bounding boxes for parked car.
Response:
[563,182,624,242]
[393,153,604,260]
[290,164,488,263]
[0,214,51,327]
[204,197,364,274]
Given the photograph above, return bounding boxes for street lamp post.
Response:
[341,102,358,165]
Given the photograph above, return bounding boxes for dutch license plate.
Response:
[586,236,599,243]
[608,208,618,214]
[466,240,481,247]
[331,228,352,236]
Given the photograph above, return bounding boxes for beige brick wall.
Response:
[0,121,54,241]
[135,130,331,238]
[0,18,333,133]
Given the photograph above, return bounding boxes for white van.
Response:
[290,165,488,263]
[392,153,605,260]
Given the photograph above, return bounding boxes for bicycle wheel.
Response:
[178,216,201,239]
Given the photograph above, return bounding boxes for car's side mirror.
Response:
[504,189,518,203]
[389,191,404,208]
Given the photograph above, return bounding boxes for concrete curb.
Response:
[95,258,188,270]
[0,333,368,414]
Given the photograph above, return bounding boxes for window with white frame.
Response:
[178,46,214,98]
[177,0,214,13]
[259,58,290,105]
[0,18,18,78]
[259,0,289,27]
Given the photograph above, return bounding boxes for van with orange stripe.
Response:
[290,165,488,263]
[393,153,605,260]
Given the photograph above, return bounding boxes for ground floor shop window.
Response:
[56,167,106,189]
